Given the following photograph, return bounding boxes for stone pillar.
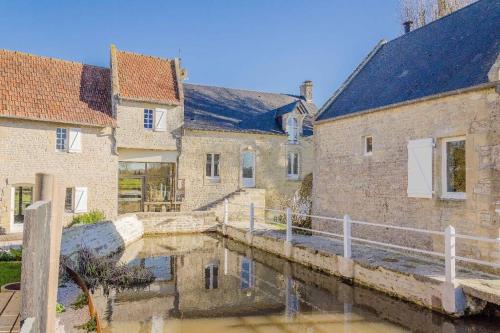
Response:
[20,174,64,333]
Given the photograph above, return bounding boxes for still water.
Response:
[89,234,496,333]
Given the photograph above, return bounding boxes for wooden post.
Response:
[21,174,64,333]
[343,215,352,259]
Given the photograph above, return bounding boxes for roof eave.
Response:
[118,95,182,106]
[314,81,499,126]
[0,114,116,128]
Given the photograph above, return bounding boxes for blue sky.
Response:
[0,0,401,105]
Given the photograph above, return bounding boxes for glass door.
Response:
[10,185,33,233]
[118,162,146,214]
[242,151,255,188]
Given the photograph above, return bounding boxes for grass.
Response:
[0,261,21,287]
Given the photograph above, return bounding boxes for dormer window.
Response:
[287,117,299,144]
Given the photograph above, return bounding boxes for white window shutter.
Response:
[68,128,82,153]
[154,109,167,132]
[407,138,433,198]
[74,187,88,213]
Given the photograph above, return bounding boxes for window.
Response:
[144,109,154,129]
[442,137,466,199]
[206,154,220,180]
[204,264,219,290]
[287,117,299,143]
[13,186,33,224]
[240,257,255,289]
[56,128,67,151]
[364,136,373,155]
[287,152,299,180]
[65,188,74,212]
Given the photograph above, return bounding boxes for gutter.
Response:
[314,81,499,126]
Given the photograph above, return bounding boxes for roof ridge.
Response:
[114,47,175,63]
[387,0,484,45]
[316,39,387,120]
[184,82,300,99]
[0,49,109,70]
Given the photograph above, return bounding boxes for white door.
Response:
[242,151,255,188]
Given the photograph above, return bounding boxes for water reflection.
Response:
[92,234,497,333]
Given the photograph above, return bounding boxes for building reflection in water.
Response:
[92,234,497,333]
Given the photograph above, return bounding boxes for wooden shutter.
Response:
[68,128,82,153]
[154,109,167,132]
[407,138,433,198]
[74,187,88,213]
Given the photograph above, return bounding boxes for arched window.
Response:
[287,117,298,144]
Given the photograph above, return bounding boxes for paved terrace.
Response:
[0,292,20,333]
[223,220,500,307]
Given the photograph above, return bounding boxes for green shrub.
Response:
[56,303,65,314]
[71,293,88,310]
[75,316,97,332]
[68,210,105,227]
[0,248,22,262]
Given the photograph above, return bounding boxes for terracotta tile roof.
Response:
[0,50,114,127]
[113,48,181,104]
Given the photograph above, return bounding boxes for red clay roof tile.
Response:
[0,50,115,127]
[114,49,180,104]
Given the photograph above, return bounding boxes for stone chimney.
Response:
[300,80,313,103]
[403,20,413,34]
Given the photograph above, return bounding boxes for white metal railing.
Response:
[222,200,500,284]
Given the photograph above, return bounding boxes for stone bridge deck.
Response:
[221,220,500,315]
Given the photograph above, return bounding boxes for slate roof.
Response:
[0,50,115,127]
[317,0,500,122]
[113,47,181,105]
[183,83,316,136]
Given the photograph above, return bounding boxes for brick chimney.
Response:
[300,80,313,103]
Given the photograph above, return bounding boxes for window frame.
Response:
[144,109,154,130]
[363,136,373,156]
[56,128,68,152]
[65,188,74,212]
[205,153,221,182]
[287,152,300,180]
[441,136,466,200]
[287,116,299,144]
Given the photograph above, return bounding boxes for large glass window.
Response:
[144,109,154,129]
[206,154,220,179]
[118,162,176,214]
[287,152,299,180]
[443,138,466,199]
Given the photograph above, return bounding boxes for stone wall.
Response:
[138,211,217,234]
[115,99,182,151]
[312,87,500,262]
[60,214,143,257]
[178,129,314,212]
[0,119,118,233]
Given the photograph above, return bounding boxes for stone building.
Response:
[180,83,316,216]
[313,0,499,263]
[0,46,316,233]
[0,50,117,233]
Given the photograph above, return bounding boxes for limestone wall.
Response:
[178,129,314,212]
[0,118,118,233]
[60,214,144,257]
[115,99,182,151]
[312,87,500,262]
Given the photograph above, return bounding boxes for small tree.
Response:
[400,0,477,30]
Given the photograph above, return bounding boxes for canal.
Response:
[60,233,498,332]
